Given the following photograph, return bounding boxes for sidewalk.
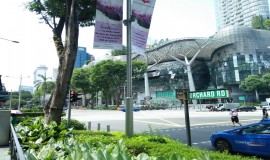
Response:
[0,146,10,160]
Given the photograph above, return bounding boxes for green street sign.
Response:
[239,96,245,101]
[156,90,176,98]
[189,89,229,99]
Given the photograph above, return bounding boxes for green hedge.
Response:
[17,118,258,160]
[74,130,257,160]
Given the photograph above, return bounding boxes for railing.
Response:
[10,123,25,160]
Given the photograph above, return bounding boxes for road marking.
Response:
[140,112,181,126]
[134,119,183,127]
[135,119,261,128]
[193,141,211,145]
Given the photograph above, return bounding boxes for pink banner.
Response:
[93,0,123,50]
[131,0,156,55]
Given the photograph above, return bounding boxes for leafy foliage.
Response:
[73,131,256,160]
[16,117,72,151]
[26,0,96,27]
[239,75,262,93]
[261,73,270,89]
[61,118,87,130]
[17,120,257,160]
[251,15,270,30]
[111,45,127,56]
[89,60,127,107]
[251,15,266,29]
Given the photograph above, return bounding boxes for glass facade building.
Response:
[74,47,93,68]
[133,26,270,102]
[215,0,269,30]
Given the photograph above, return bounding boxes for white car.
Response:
[260,102,270,110]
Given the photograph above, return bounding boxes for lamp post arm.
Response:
[0,37,19,43]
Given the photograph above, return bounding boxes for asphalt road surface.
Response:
[68,108,263,151]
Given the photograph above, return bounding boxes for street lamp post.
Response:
[0,37,19,43]
[5,75,29,110]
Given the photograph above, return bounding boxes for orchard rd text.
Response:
[189,89,229,99]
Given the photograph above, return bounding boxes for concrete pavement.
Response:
[0,146,10,160]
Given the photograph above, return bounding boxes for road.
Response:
[68,108,263,151]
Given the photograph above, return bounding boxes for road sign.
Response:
[239,96,245,101]
[156,90,176,98]
[189,89,229,99]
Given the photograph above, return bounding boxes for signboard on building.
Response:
[239,96,245,101]
[156,90,176,98]
[189,89,229,99]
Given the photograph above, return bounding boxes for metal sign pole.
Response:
[125,0,134,137]
[183,91,191,146]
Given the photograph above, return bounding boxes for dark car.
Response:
[236,106,256,112]
[210,118,270,157]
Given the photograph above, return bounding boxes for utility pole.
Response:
[125,0,134,137]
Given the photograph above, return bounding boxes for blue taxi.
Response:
[210,118,270,157]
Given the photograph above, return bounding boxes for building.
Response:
[33,65,47,91]
[215,0,269,30]
[74,47,93,68]
[133,25,270,103]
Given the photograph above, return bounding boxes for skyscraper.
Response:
[215,0,270,30]
[74,47,93,68]
[33,65,47,91]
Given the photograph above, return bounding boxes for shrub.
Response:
[61,118,86,130]
[16,117,73,151]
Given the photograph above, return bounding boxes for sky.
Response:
[0,0,218,91]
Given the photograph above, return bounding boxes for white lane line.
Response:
[192,141,211,145]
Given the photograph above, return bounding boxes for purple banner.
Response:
[93,0,123,50]
[131,0,156,55]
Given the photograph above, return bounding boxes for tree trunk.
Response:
[255,89,259,102]
[44,0,79,125]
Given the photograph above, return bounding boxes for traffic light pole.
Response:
[67,89,71,128]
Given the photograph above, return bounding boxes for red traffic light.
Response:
[71,91,77,95]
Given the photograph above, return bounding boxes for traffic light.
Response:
[70,91,82,102]
[76,93,82,101]
[70,91,77,102]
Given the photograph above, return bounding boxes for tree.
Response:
[4,91,32,109]
[34,74,54,106]
[261,73,270,90]
[264,19,270,30]
[90,60,126,108]
[132,60,147,80]
[71,68,95,107]
[251,15,266,29]
[111,45,127,56]
[239,75,263,101]
[26,0,96,124]
[89,60,147,107]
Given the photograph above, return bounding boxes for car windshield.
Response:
[261,102,268,106]
[241,124,270,134]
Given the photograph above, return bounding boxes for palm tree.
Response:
[34,73,53,106]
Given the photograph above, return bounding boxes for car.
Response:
[210,118,270,157]
[120,107,140,112]
[236,106,257,112]
[260,101,270,110]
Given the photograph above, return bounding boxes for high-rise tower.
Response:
[74,47,93,68]
[215,0,269,30]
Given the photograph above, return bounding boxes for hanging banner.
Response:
[131,0,156,55]
[93,0,123,50]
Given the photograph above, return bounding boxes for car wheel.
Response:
[215,139,232,152]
